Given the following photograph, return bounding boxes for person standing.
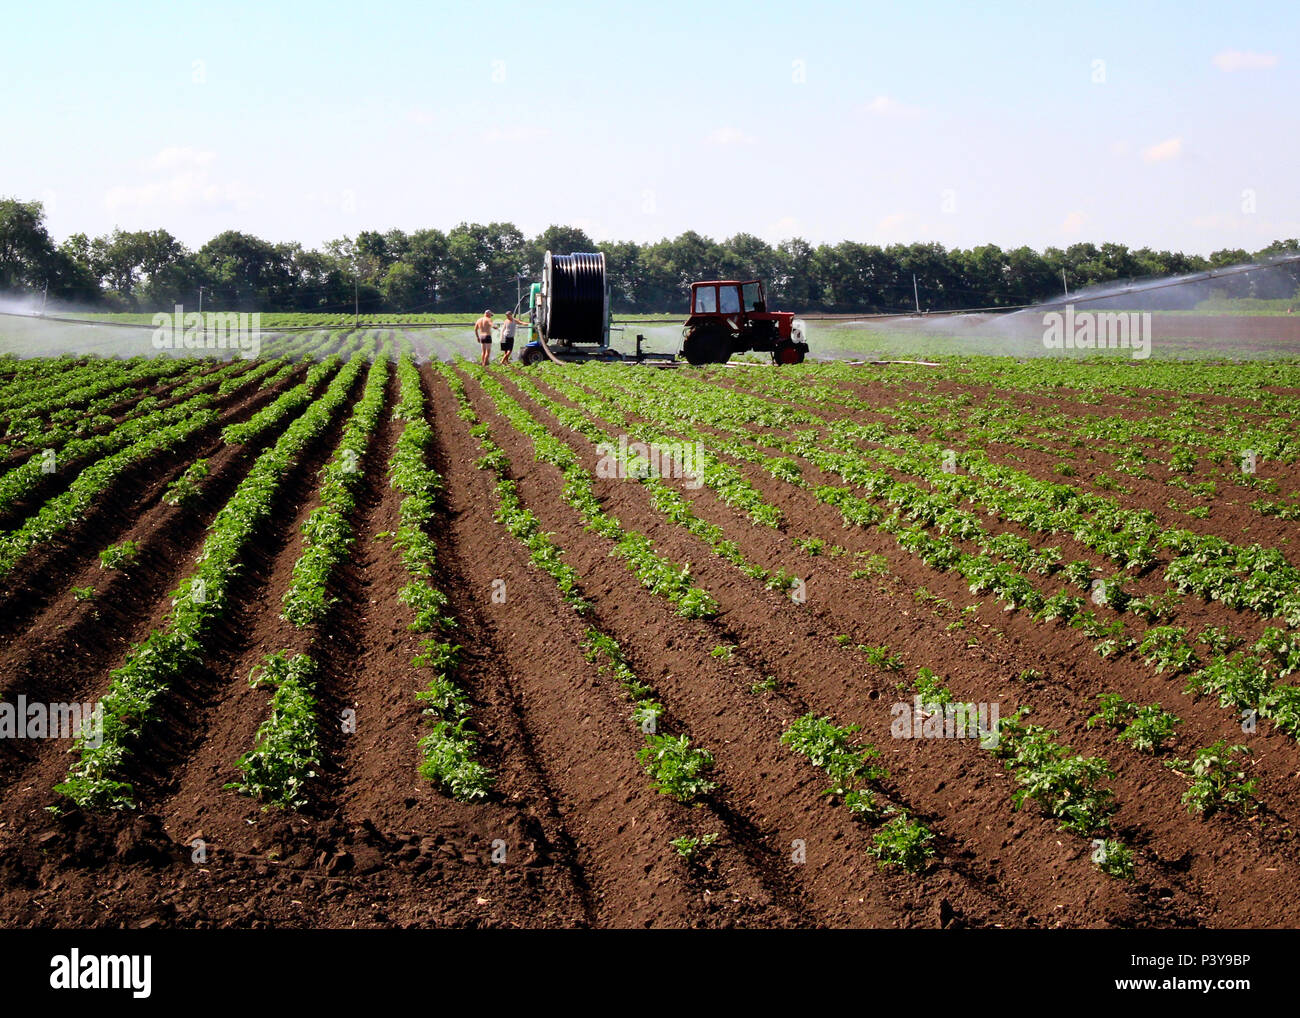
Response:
[475,310,494,365]
[498,311,521,364]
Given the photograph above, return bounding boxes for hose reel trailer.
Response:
[521,251,639,365]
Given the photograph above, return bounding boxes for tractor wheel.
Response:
[521,344,546,365]
[773,341,806,365]
[682,323,732,365]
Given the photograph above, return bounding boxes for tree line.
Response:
[2,198,1297,315]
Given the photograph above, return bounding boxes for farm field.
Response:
[2,331,1300,929]
[6,310,1298,365]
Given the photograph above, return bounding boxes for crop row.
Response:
[282,342,391,626]
[545,367,1300,819]
[468,366,718,619]
[222,356,342,446]
[391,351,492,799]
[597,369,1300,678]
[0,393,224,578]
[442,362,717,805]
[54,347,373,809]
[501,368,797,592]
[229,343,391,807]
[0,355,192,422]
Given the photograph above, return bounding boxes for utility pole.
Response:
[912,274,921,314]
[1061,268,1069,297]
[198,286,204,314]
[41,280,48,317]
[354,273,359,327]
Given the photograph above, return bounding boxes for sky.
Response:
[2,0,1297,255]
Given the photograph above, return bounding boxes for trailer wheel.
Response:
[521,344,546,365]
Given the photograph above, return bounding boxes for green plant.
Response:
[1168,447,1197,474]
[992,711,1117,836]
[792,536,825,555]
[1167,741,1256,817]
[1119,706,1180,753]
[781,713,887,814]
[710,644,736,660]
[868,815,935,871]
[913,666,952,705]
[638,734,716,802]
[227,652,321,809]
[670,832,719,859]
[1137,626,1198,675]
[162,459,210,507]
[1091,838,1135,878]
[859,644,903,671]
[98,540,140,570]
[1088,694,1179,753]
[282,350,390,628]
[55,342,376,810]
[851,553,891,579]
[1196,627,1241,655]
[71,585,96,601]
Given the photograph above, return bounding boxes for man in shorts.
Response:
[475,310,494,365]
[498,312,521,365]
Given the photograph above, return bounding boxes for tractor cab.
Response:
[690,280,766,316]
[682,279,807,365]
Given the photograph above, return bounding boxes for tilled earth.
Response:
[2,346,1299,928]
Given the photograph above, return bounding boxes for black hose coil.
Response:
[544,251,605,344]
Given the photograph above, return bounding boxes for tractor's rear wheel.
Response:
[773,341,807,364]
[682,323,732,365]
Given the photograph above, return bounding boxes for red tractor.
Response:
[681,279,809,365]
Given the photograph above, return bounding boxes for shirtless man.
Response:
[475,310,494,365]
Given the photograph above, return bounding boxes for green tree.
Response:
[0,198,57,293]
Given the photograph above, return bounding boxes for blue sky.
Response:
[2,0,1296,253]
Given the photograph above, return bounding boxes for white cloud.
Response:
[768,215,800,237]
[569,217,610,242]
[1141,137,1183,163]
[105,148,252,215]
[143,147,216,172]
[1212,50,1278,72]
[863,95,923,118]
[1062,210,1086,234]
[705,126,754,146]
[479,125,548,144]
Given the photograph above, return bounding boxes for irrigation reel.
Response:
[520,251,677,366]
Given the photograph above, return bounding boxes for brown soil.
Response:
[3,352,1298,928]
